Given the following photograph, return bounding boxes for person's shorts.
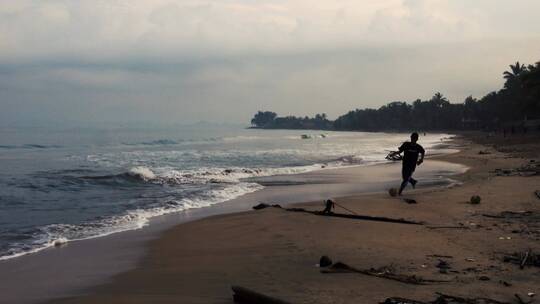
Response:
[402,166,416,180]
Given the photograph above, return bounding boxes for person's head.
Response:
[410,132,419,143]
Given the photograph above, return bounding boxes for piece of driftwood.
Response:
[482,211,533,219]
[426,254,453,258]
[426,226,470,230]
[514,294,534,304]
[503,250,540,268]
[231,286,291,304]
[252,204,423,225]
[285,207,424,225]
[381,292,511,304]
[321,262,450,285]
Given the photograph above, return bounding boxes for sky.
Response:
[1,0,540,126]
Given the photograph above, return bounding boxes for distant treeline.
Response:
[250,60,540,131]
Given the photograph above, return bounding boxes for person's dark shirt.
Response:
[398,142,425,169]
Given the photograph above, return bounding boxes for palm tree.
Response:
[430,92,449,107]
[503,61,527,81]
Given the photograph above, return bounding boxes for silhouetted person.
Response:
[391,133,425,195]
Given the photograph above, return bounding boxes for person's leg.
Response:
[409,177,417,188]
[399,168,412,195]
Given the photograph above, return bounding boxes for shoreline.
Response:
[48,132,540,303]
[0,138,465,304]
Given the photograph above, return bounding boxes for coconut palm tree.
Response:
[503,61,527,81]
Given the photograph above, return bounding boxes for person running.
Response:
[390,132,425,195]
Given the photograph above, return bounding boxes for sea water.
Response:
[0,124,453,260]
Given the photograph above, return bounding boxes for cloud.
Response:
[1,1,540,126]
[4,0,539,63]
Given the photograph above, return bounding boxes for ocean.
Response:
[0,125,453,260]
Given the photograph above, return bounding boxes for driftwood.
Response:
[426,226,470,230]
[286,208,424,225]
[381,292,511,304]
[503,250,540,268]
[482,211,533,219]
[231,286,291,304]
[252,204,423,225]
[321,262,450,285]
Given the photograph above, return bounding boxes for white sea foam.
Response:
[0,181,263,261]
[128,166,156,181]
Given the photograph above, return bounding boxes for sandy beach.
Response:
[22,133,540,303]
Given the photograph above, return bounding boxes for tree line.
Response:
[250,60,540,131]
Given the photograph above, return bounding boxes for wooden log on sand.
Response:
[232,286,291,304]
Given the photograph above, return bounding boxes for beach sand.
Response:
[49,133,540,303]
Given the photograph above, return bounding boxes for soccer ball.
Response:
[388,188,398,197]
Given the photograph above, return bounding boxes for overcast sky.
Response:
[1,0,540,126]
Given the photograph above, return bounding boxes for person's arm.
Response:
[392,143,405,156]
[417,146,425,165]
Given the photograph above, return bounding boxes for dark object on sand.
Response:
[253,203,270,210]
[389,187,398,197]
[503,250,540,268]
[470,195,481,205]
[319,255,332,267]
[253,204,423,225]
[403,198,417,204]
[231,286,291,304]
[426,225,469,230]
[478,150,491,155]
[478,275,490,281]
[436,259,451,274]
[252,203,282,210]
[321,261,449,285]
[305,209,422,225]
[322,199,334,214]
[381,292,511,304]
[535,190,540,200]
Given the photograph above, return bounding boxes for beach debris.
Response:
[231,286,291,304]
[252,204,424,225]
[478,275,490,281]
[436,259,451,274]
[426,225,470,230]
[403,198,417,204]
[381,292,511,304]
[252,203,282,210]
[470,195,481,205]
[503,250,540,268]
[493,162,540,177]
[301,208,422,225]
[427,254,453,259]
[514,294,534,304]
[321,199,335,214]
[321,261,450,285]
[482,211,533,219]
[319,255,332,267]
[478,150,491,155]
[535,190,540,200]
[389,187,398,197]
[465,258,475,262]
[528,293,536,297]
[499,280,512,287]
